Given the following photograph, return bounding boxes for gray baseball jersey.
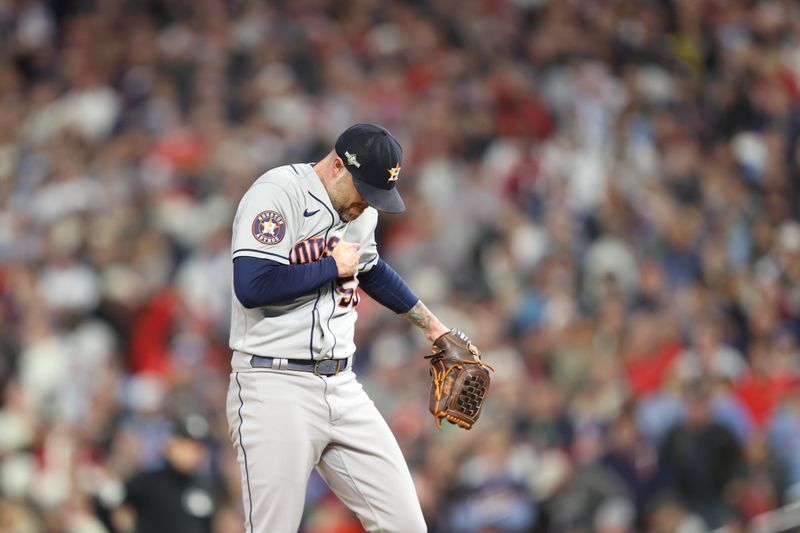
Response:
[229,163,379,368]
[226,161,426,533]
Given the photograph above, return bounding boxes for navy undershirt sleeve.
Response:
[233,256,339,308]
[358,259,419,314]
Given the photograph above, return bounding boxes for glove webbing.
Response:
[425,353,494,429]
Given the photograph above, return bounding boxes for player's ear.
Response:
[333,156,348,180]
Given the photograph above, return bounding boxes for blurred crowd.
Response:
[2,0,800,532]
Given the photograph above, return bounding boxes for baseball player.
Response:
[226,123,463,533]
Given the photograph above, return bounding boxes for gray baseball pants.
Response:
[226,367,427,533]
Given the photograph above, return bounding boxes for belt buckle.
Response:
[313,359,340,376]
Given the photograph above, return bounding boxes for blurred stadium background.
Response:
[2,0,800,532]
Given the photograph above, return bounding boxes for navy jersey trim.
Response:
[308,191,336,358]
[235,372,254,532]
[233,248,290,262]
[309,192,339,358]
[310,287,321,357]
[290,164,300,176]
[327,287,338,356]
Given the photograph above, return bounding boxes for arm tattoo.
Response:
[404,300,431,330]
[403,299,449,343]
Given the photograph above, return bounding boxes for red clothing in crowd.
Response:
[735,374,794,428]
[625,340,683,397]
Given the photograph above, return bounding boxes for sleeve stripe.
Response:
[233,248,290,261]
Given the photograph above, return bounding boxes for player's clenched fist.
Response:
[331,241,360,277]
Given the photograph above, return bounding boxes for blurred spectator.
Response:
[645,496,707,533]
[110,415,216,533]
[768,381,800,500]
[597,408,659,527]
[659,382,744,528]
[673,318,747,383]
[436,431,538,533]
[1,0,800,531]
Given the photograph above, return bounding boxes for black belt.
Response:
[249,355,352,376]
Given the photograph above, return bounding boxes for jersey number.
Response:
[336,276,360,308]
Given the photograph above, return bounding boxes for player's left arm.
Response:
[402,299,450,342]
[355,209,449,341]
[358,262,448,341]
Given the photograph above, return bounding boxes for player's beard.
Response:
[337,202,367,221]
[330,175,368,221]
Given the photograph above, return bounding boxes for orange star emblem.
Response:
[387,163,401,182]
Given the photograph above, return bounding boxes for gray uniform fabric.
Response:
[229,163,378,365]
[226,163,425,532]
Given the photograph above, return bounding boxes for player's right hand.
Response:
[331,241,360,277]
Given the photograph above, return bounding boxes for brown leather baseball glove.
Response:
[426,330,493,430]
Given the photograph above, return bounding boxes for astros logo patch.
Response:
[252,210,287,245]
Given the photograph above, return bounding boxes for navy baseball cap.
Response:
[335,123,406,213]
[170,414,210,442]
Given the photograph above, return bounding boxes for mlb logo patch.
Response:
[252,210,287,245]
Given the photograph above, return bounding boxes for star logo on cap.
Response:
[345,151,361,168]
[387,163,401,182]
